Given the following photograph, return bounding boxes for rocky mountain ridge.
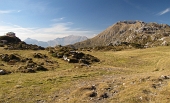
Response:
[72,20,170,48]
[24,35,88,47]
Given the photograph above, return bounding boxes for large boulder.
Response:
[0,69,6,75]
[33,53,47,59]
[0,53,21,62]
[0,69,10,75]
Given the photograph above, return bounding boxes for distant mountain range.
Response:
[24,35,88,47]
[71,20,170,48]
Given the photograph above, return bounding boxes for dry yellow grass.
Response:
[1,46,170,103]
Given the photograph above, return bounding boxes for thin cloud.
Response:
[51,17,65,22]
[124,0,155,14]
[0,22,96,41]
[158,8,170,15]
[17,10,21,13]
[0,10,13,14]
[27,1,52,13]
[0,10,21,14]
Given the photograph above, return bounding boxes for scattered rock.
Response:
[89,92,97,97]
[0,69,6,75]
[48,46,100,64]
[152,83,161,89]
[17,66,36,73]
[33,53,47,59]
[36,99,46,103]
[142,89,151,94]
[82,85,96,91]
[0,54,9,62]
[161,75,170,79]
[14,85,23,89]
[0,69,10,75]
[35,65,48,71]
[100,93,109,99]
[79,59,90,64]
[27,68,36,73]
[0,53,21,63]
[0,64,4,66]
[67,58,79,63]
[9,54,20,61]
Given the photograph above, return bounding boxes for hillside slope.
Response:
[72,20,170,48]
[1,46,170,102]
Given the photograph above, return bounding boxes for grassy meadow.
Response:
[1,46,170,103]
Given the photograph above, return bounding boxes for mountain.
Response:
[72,20,170,48]
[24,35,88,47]
[24,38,49,47]
[47,35,88,47]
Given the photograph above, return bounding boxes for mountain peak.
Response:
[116,20,145,24]
[24,35,88,47]
[72,20,170,48]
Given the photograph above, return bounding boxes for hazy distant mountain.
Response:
[24,38,49,47]
[24,35,88,47]
[47,35,88,47]
[72,20,170,48]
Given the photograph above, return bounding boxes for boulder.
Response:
[17,66,36,73]
[0,64,4,66]
[33,53,47,58]
[0,53,21,62]
[67,58,79,63]
[161,75,170,79]
[0,54,9,62]
[79,59,90,65]
[100,93,109,99]
[9,54,20,61]
[0,69,10,75]
[35,65,48,71]
[89,92,97,97]
[0,69,6,75]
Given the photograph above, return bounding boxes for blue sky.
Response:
[0,0,170,41]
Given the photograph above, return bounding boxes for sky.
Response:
[0,0,170,41]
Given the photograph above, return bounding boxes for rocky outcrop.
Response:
[46,46,100,65]
[0,53,58,73]
[0,35,21,44]
[4,42,45,50]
